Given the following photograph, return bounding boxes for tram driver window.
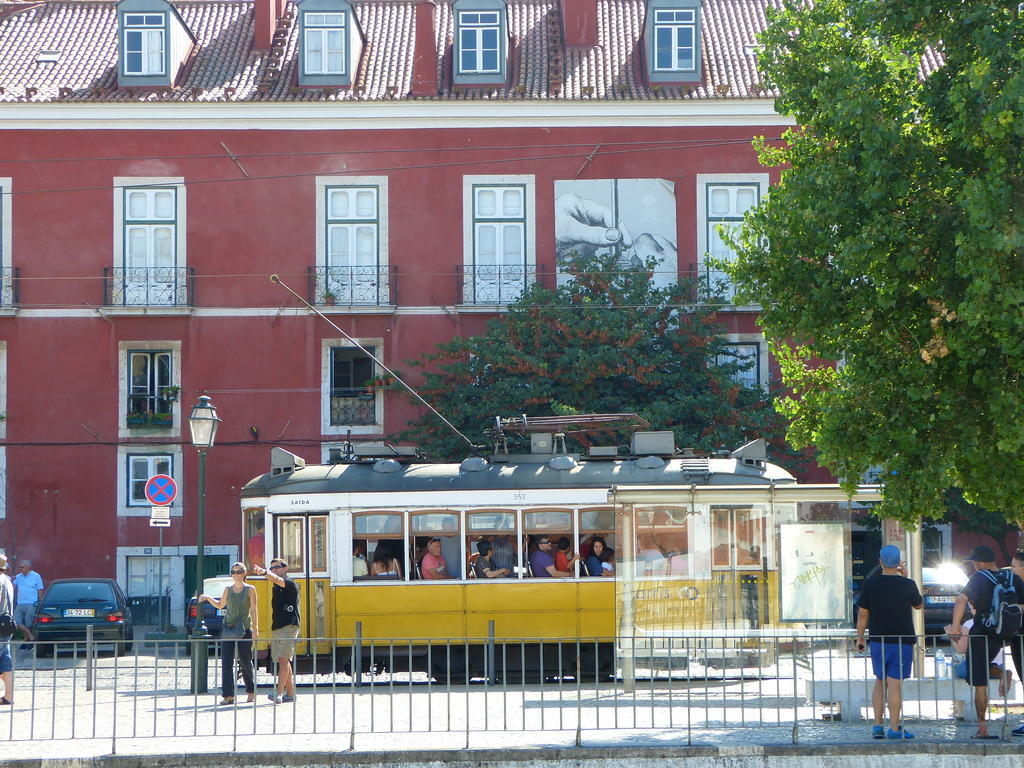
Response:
[635,506,689,577]
[711,506,767,569]
[354,513,404,580]
[278,517,306,573]
[411,512,461,579]
[244,507,266,573]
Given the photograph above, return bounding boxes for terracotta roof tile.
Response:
[0,0,784,103]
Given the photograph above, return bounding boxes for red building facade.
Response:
[0,0,802,619]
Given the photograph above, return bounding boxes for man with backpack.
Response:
[950,545,1024,739]
[1006,550,1024,736]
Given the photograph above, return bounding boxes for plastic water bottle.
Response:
[945,652,955,679]
[935,649,946,679]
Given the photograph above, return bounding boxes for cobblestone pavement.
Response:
[2,642,1023,760]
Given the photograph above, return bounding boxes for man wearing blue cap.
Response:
[855,544,923,739]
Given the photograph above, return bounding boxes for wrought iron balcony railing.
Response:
[457,264,538,305]
[308,265,395,307]
[0,267,19,306]
[103,267,194,307]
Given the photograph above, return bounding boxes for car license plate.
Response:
[928,596,955,603]
[216,609,226,616]
[63,608,96,617]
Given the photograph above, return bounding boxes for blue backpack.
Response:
[979,569,1023,641]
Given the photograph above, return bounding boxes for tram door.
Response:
[276,515,333,656]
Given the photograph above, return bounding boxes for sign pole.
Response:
[157,525,164,632]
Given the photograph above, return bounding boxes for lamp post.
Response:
[189,394,220,695]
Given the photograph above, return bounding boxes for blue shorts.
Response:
[0,643,12,674]
[869,640,914,680]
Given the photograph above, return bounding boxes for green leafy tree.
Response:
[729,0,1024,525]
[401,253,789,461]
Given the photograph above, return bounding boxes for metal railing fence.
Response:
[3,631,1022,750]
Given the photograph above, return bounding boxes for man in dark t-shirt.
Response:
[254,557,300,703]
[855,544,923,740]
[951,545,1024,738]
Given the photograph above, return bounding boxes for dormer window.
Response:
[116,0,195,87]
[653,9,695,72]
[297,0,362,87]
[458,11,500,74]
[644,0,702,84]
[123,13,166,76]
[452,0,507,85]
[304,12,345,75]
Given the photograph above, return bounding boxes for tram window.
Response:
[278,517,305,573]
[243,507,266,573]
[524,510,572,578]
[354,514,402,536]
[712,506,766,569]
[467,511,516,578]
[579,507,614,576]
[310,515,329,574]
[353,513,404,580]
[635,506,689,577]
[411,512,461,579]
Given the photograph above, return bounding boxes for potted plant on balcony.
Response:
[161,385,181,403]
[323,290,337,306]
[149,411,173,427]
[127,411,149,428]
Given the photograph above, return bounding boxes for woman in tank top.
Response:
[200,561,259,705]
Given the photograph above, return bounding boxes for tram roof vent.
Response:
[631,431,675,456]
[270,447,306,477]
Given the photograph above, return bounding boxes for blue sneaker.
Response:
[871,725,886,739]
[1011,724,1024,737]
[887,727,914,739]
[280,694,295,703]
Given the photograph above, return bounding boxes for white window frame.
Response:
[123,13,167,76]
[321,337,384,435]
[462,175,535,306]
[0,178,10,307]
[0,341,6,441]
[113,177,187,308]
[315,176,389,306]
[652,9,696,72]
[718,334,768,391]
[696,174,768,309]
[457,11,502,74]
[303,11,346,75]
[118,341,182,438]
[116,444,183,517]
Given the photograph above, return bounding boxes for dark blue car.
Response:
[183,576,234,638]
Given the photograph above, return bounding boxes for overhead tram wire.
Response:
[269,273,479,452]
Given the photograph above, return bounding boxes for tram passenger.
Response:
[586,537,615,577]
[530,537,573,578]
[554,537,580,575]
[353,540,369,578]
[439,518,462,579]
[371,543,402,579]
[420,537,452,579]
[491,536,517,575]
[473,540,511,578]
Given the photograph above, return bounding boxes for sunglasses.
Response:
[269,564,286,569]
[230,569,245,575]
[539,540,551,545]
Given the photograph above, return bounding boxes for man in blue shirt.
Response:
[13,560,43,651]
[529,538,572,578]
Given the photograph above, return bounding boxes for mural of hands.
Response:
[621,232,677,270]
[554,193,634,258]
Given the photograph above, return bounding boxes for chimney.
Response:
[410,1,438,96]
[254,0,282,50]
[560,0,597,47]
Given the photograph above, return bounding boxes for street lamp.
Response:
[188,394,220,695]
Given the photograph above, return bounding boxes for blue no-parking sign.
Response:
[144,474,177,506]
